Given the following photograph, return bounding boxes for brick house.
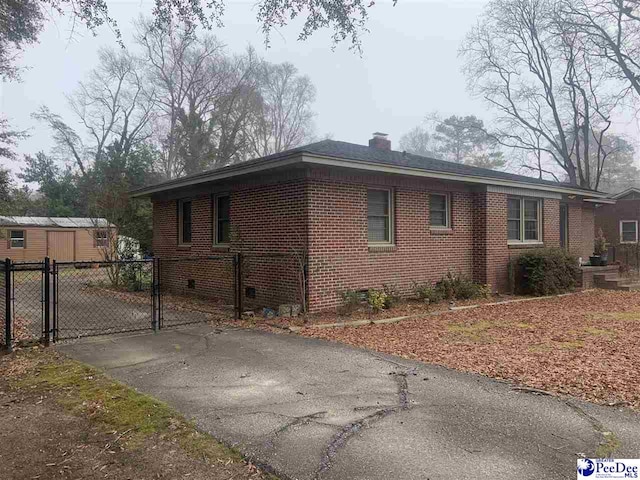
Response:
[595,188,640,256]
[132,134,608,313]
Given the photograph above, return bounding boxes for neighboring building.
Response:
[0,217,113,262]
[595,187,640,250]
[132,134,608,313]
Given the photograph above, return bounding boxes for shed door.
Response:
[47,231,75,261]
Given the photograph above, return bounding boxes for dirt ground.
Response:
[0,349,274,480]
[300,289,640,411]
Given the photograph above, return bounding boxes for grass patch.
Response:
[10,350,248,466]
[589,312,640,321]
[527,343,552,353]
[556,340,584,350]
[596,432,622,458]
[446,321,494,343]
[583,327,616,338]
[514,322,535,329]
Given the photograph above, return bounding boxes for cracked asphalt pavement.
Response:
[58,325,640,479]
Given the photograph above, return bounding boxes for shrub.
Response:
[412,282,443,304]
[340,289,362,313]
[413,274,489,303]
[435,271,490,300]
[516,248,579,296]
[382,284,401,308]
[594,228,607,256]
[367,289,388,312]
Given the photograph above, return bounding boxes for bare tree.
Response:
[137,21,262,176]
[246,62,316,158]
[398,126,435,157]
[461,0,626,188]
[33,47,154,175]
[560,0,640,98]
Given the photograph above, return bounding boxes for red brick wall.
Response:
[152,166,593,313]
[595,199,640,246]
[152,177,307,310]
[567,201,596,261]
[306,171,476,312]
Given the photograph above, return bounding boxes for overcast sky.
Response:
[1,0,638,176]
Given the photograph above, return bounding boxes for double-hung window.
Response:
[430,193,450,228]
[507,197,541,243]
[367,189,393,244]
[9,230,25,249]
[178,199,192,245]
[95,230,109,248]
[214,194,230,245]
[620,220,638,243]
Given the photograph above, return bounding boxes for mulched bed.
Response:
[300,289,640,410]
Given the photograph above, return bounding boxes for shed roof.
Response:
[0,216,113,228]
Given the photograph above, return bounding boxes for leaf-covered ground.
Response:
[300,290,640,410]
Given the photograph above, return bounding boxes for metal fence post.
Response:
[152,257,160,332]
[43,257,50,346]
[52,260,58,342]
[5,258,12,352]
[237,253,243,319]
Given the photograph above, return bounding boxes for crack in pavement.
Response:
[264,411,328,449]
[565,400,622,457]
[315,369,411,478]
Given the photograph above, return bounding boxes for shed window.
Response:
[95,230,109,248]
[507,197,541,243]
[215,194,230,245]
[9,230,24,249]
[620,221,638,243]
[430,193,450,228]
[178,199,192,245]
[368,189,393,244]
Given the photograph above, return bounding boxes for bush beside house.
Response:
[515,248,580,296]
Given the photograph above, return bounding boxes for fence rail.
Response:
[1,253,304,349]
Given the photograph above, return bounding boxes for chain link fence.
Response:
[1,253,305,348]
[158,256,236,328]
[53,260,154,340]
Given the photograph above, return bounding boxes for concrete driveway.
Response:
[59,325,640,480]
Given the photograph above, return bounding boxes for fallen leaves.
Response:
[301,290,640,410]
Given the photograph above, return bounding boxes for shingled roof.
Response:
[131,139,603,197]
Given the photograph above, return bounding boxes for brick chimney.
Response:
[369,132,391,151]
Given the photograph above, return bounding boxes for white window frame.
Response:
[507,196,543,245]
[178,198,193,246]
[367,188,394,245]
[95,229,109,248]
[213,193,231,246]
[9,230,25,249]
[620,220,638,244]
[429,193,451,229]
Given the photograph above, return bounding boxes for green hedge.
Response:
[516,248,580,296]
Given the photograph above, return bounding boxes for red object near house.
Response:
[132,134,607,312]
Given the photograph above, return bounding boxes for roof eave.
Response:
[300,153,608,199]
[130,150,608,199]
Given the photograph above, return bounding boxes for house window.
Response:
[620,220,638,243]
[9,230,24,249]
[430,193,450,228]
[178,199,192,245]
[95,230,109,248]
[507,197,541,243]
[367,189,393,244]
[215,194,230,245]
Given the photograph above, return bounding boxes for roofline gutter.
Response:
[130,151,608,199]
